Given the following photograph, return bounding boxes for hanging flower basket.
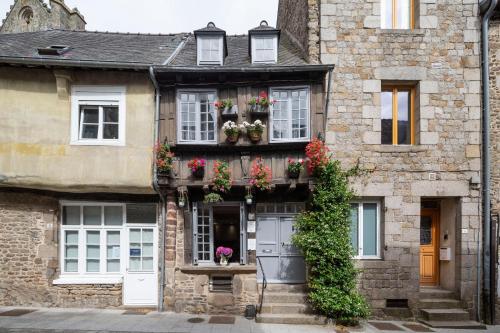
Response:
[188,158,206,179]
[247,129,262,143]
[222,121,244,144]
[287,158,304,179]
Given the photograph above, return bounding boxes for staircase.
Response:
[417,287,486,329]
[255,284,328,325]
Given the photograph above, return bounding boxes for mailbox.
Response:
[439,247,451,261]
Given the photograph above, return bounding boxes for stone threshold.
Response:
[178,265,257,274]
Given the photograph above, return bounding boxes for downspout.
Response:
[323,66,334,138]
[480,0,497,324]
[149,66,167,312]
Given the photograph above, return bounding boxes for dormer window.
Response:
[194,22,226,66]
[249,20,280,64]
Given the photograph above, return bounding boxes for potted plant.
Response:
[222,121,244,143]
[287,158,304,179]
[212,160,232,194]
[188,158,206,178]
[215,98,234,114]
[243,120,266,143]
[249,157,272,191]
[203,192,223,204]
[155,142,174,176]
[248,91,276,113]
[216,246,233,265]
[245,194,253,205]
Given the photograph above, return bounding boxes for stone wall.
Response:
[489,18,500,324]
[278,0,482,318]
[0,0,85,34]
[277,0,320,63]
[0,191,122,308]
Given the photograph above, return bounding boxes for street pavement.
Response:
[1,306,500,333]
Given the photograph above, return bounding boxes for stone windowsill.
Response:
[376,28,426,36]
[53,276,123,285]
[178,264,257,274]
[368,145,428,153]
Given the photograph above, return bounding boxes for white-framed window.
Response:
[251,36,278,64]
[197,37,223,65]
[177,90,217,144]
[56,202,157,284]
[71,86,126,146]
[269,87,310,142]
[350,201,381,259]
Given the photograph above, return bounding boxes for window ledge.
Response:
[178,264,257,274]
[53,276,123,285]
[376,29,425,36]
[368,145,427,153]
[70,140,125,147]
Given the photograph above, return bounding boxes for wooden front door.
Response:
[420,209,439,286]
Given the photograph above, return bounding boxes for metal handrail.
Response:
[256,256,267,314]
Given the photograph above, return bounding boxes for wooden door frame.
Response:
[420,208,440,286]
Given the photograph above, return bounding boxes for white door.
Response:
[123,227,158,306]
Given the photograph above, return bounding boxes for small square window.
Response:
[252,36,277,64]
[197,37,223,65]
[71,86,125,146]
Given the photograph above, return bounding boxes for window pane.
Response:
[130,229,141,242]
[396,0,410,29]
[104,206,123,225]
[81,124,98,139]
[86,231,100,272]
[397,90,411,144]
[362,204,378,256]
[381,0,393,29]
[65,260,78,272]
[381,91,393,144]
[83,206,101,225]
[350,204,359,255]
[107,231,120,272]
[143,229,153,242]
[63,206,80,225]
[126,204,156,224]
[81,107,99,123]
[420,216,432,245]
[142,257,153,270]
[65,230,79,244]
[103,124,119,139]
[104,106,119,122]
[142,244,153,257]
[129,258,141,271]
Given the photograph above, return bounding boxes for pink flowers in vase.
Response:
[216,246,233,265]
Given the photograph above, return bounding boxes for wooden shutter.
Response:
[192,203,198,265]
[240,203,247,264]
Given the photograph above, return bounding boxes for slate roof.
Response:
[168,33,308,68]
[0,29,186,69]
[248,21,279,32]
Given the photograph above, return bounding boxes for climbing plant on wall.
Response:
[293,139,369,323]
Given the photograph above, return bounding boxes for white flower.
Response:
[255,119,262,125]
[242,121,250,127]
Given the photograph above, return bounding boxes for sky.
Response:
[0,0,279,34]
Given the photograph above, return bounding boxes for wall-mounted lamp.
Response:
[178,188,188,208]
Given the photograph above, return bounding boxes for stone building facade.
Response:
[489,15,500,325]
[0,0,85,34]
[278,0,483,321]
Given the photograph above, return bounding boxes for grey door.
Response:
[257,216,305,283]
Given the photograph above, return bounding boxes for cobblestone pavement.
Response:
[0,307,500,333]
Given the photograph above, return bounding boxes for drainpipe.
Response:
[149,66,167,312]
[480,0,497,324]
[323,66,334,138]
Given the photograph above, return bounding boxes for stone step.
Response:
[260,292,308,303]
[256,313,328,325]
[418,298,462,309]
[418,319,487,329]
[418,288,458,300]
[260,303,312,314]
[260,284,307,293]
[420,308,470,321]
